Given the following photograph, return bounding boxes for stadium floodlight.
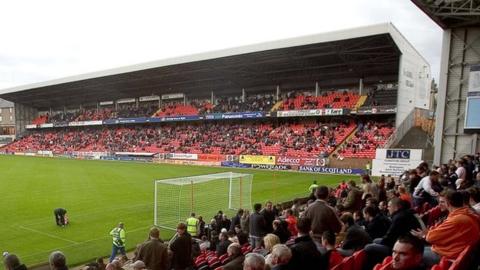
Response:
[154,172,253,231]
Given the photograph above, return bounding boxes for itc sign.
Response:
[386,150,411,159]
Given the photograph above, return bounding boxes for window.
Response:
[0,116,2,122]
[9,115,13,121]
[9,108,13,113]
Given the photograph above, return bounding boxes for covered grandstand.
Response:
[0,23,431,170]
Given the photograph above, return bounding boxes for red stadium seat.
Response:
[352,250,366,270]
[373,256,393,270]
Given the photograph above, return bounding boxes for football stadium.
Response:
[0,2,479,270]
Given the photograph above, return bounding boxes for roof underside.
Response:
[412,0,480,29]
[0,33,400,110]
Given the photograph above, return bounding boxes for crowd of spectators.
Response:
[335,121,395,159]
[212,94,275,113]
[281,90,360,110]
[4,121,362,157]
[31,93,277,125]
[30,89,367,126]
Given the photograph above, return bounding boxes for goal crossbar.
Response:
[155,172,251,185]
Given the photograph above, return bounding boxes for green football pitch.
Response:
[0,155,351,268]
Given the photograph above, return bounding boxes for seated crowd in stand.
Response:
[336,121,394,159]
[281,90,360,110]
[29,89,372,125]
[2,120,392,158]
[8,154,478,270]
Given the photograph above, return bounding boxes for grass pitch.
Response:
[0,155,350,268]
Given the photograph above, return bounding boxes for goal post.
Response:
[154,172,253,231]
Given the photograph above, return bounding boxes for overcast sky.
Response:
[0,0,442,91]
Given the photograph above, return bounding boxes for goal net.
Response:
[154,172,253,231]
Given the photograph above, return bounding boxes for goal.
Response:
[154,172,253,231]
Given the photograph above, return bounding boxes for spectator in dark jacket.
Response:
[272,219,290,243]
[339,213,371,256]
[287,217,323,270]
[249,203,266,248]
[261,201,276,233]
[380,199,421,248]
[363,206,391,240]
[169,223,193,270]
[230,209,243,232]
[216,232,232,257]
[364,198,422,270]
[134,227,169,270]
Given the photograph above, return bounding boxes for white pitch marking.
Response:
[17,225,79,244]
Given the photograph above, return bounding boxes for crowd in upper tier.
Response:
[29,89,376,125]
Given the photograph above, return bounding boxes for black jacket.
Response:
[249,212,266,237]
[261,209,276,233]
[380,209,421,248]
[366,214,391,240]
[230,214,241,231]
[287,235,323,270]
[170,232,193,269]
[341,224,371,251]
[216,239,232,257]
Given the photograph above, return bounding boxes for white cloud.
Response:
[0,0,442,89]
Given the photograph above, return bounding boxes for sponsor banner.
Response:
[205,112,265,120]
[84,120,103,125]
[37,150,53,157]
[24,152,36,156]
[251,164,290,170]
[277,109,344,117]
[197,154,226,162]
[103,117,148,125]
[221,161,252,168]
[355,106,397,115]
[14,152,25,156]
[117,98,136,104]
[139,95,160,102]
[53,122,69,127]
[239,155,276,165]
[26,124,37,129]
[372,148,423,176]
[99,101,114,106]
[101,156,153,162]
[162,93,184,100]
[72,151,109,158]
[276,156,327,167]
[39,123,54,128]
[299,166,365,175]
[372,159,422,177]
[375,149,423,161]
[68,121,103,127]
[170,160,221,166]
[158,115,200,122]
[166,153,198,160]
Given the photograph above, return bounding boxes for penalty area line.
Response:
[16,225,79,244]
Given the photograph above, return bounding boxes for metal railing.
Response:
[385,108,434,148]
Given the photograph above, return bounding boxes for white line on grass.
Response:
[17,225,79,244]
[19,225,153,260]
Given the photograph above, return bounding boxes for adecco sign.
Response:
[276,156,327,166]
[372,149,423,177]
